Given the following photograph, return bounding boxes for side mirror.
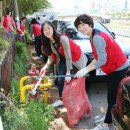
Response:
[111,32,116,38]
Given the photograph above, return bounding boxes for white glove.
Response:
[74,68,89,78]
[39,64,48,76]
[20,32,24,36]
[65,73,71,83]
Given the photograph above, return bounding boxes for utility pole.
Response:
[13,0,20,28]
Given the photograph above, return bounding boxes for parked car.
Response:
[52,19,130,81]
[35,12,58,25]
[111,76,130,130]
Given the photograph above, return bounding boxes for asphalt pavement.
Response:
[74,82,107,129]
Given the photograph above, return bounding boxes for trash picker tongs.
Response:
[29,74,75,95]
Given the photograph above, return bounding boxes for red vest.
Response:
[3,16,15,28]
[91,30,127,74]
[51,36,81,63]
[3,16,8,27]
[16,23,25,34]
[32,24,41,36]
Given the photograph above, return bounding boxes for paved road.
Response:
[51,81,108,130]
[74,82,107,130]
[53,81,108,130]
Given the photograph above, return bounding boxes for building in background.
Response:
[91,0,130,14]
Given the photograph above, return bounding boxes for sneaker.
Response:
[94,116,105,125]
[90,124,109,130]
[52,100,64,107]
[33,56,41,60]
[109,123,116,130]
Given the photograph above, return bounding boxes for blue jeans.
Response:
[6,31,13,39]
[57,56,74,98]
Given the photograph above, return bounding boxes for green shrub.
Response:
[15,42,29,62]
[3,106,29,130]
[9,79,20,104]
[0,38,9,50]
[14,42,30,77]
[14,56,28,77]
[25,100,54,130]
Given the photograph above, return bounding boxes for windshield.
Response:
[55,20,114,40]
[56,21,89,40]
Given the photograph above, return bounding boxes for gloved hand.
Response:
[20,32,25,36]
[74,67,89,78]
[65,72,71,83]
[39,64,48,76]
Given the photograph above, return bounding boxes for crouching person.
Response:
[40,21,88,107]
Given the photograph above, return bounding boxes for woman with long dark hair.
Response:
[40,21,88,107]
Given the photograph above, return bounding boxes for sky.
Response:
[48,0,75,11]
[48,0,92,14]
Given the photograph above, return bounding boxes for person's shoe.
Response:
[51,100,64,107]
[108,123,116,130]
[33,56,41,60]
[90,124,109,130]
[94,116,105,125]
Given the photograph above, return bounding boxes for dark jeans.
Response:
[57,56,74,98]
[34,35,42,57]
[15,34,26,43]
[6,31,13,39]
[104,67,128,124]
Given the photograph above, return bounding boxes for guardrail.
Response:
[108,27,130,38]
[105,19,130,38]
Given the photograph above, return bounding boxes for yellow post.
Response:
[20,76,29,90]
[20,85,34,105]
[43,78,49,103]
[43,88,48,103]
[19,76,53,106]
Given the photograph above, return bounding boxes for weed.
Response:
[25,100,54,130]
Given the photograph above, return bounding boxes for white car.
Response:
[52,19,130,81]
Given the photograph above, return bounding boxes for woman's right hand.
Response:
[39,64,48,76]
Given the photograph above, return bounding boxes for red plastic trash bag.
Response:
[62,77,92,127]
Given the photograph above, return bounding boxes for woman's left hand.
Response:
[65,73,71,83]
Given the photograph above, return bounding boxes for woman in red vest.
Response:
[1,8,15,39]
[30,18,43,60]
[74,14,129,130]
[40,21,88,107]
[16,17,26,43]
